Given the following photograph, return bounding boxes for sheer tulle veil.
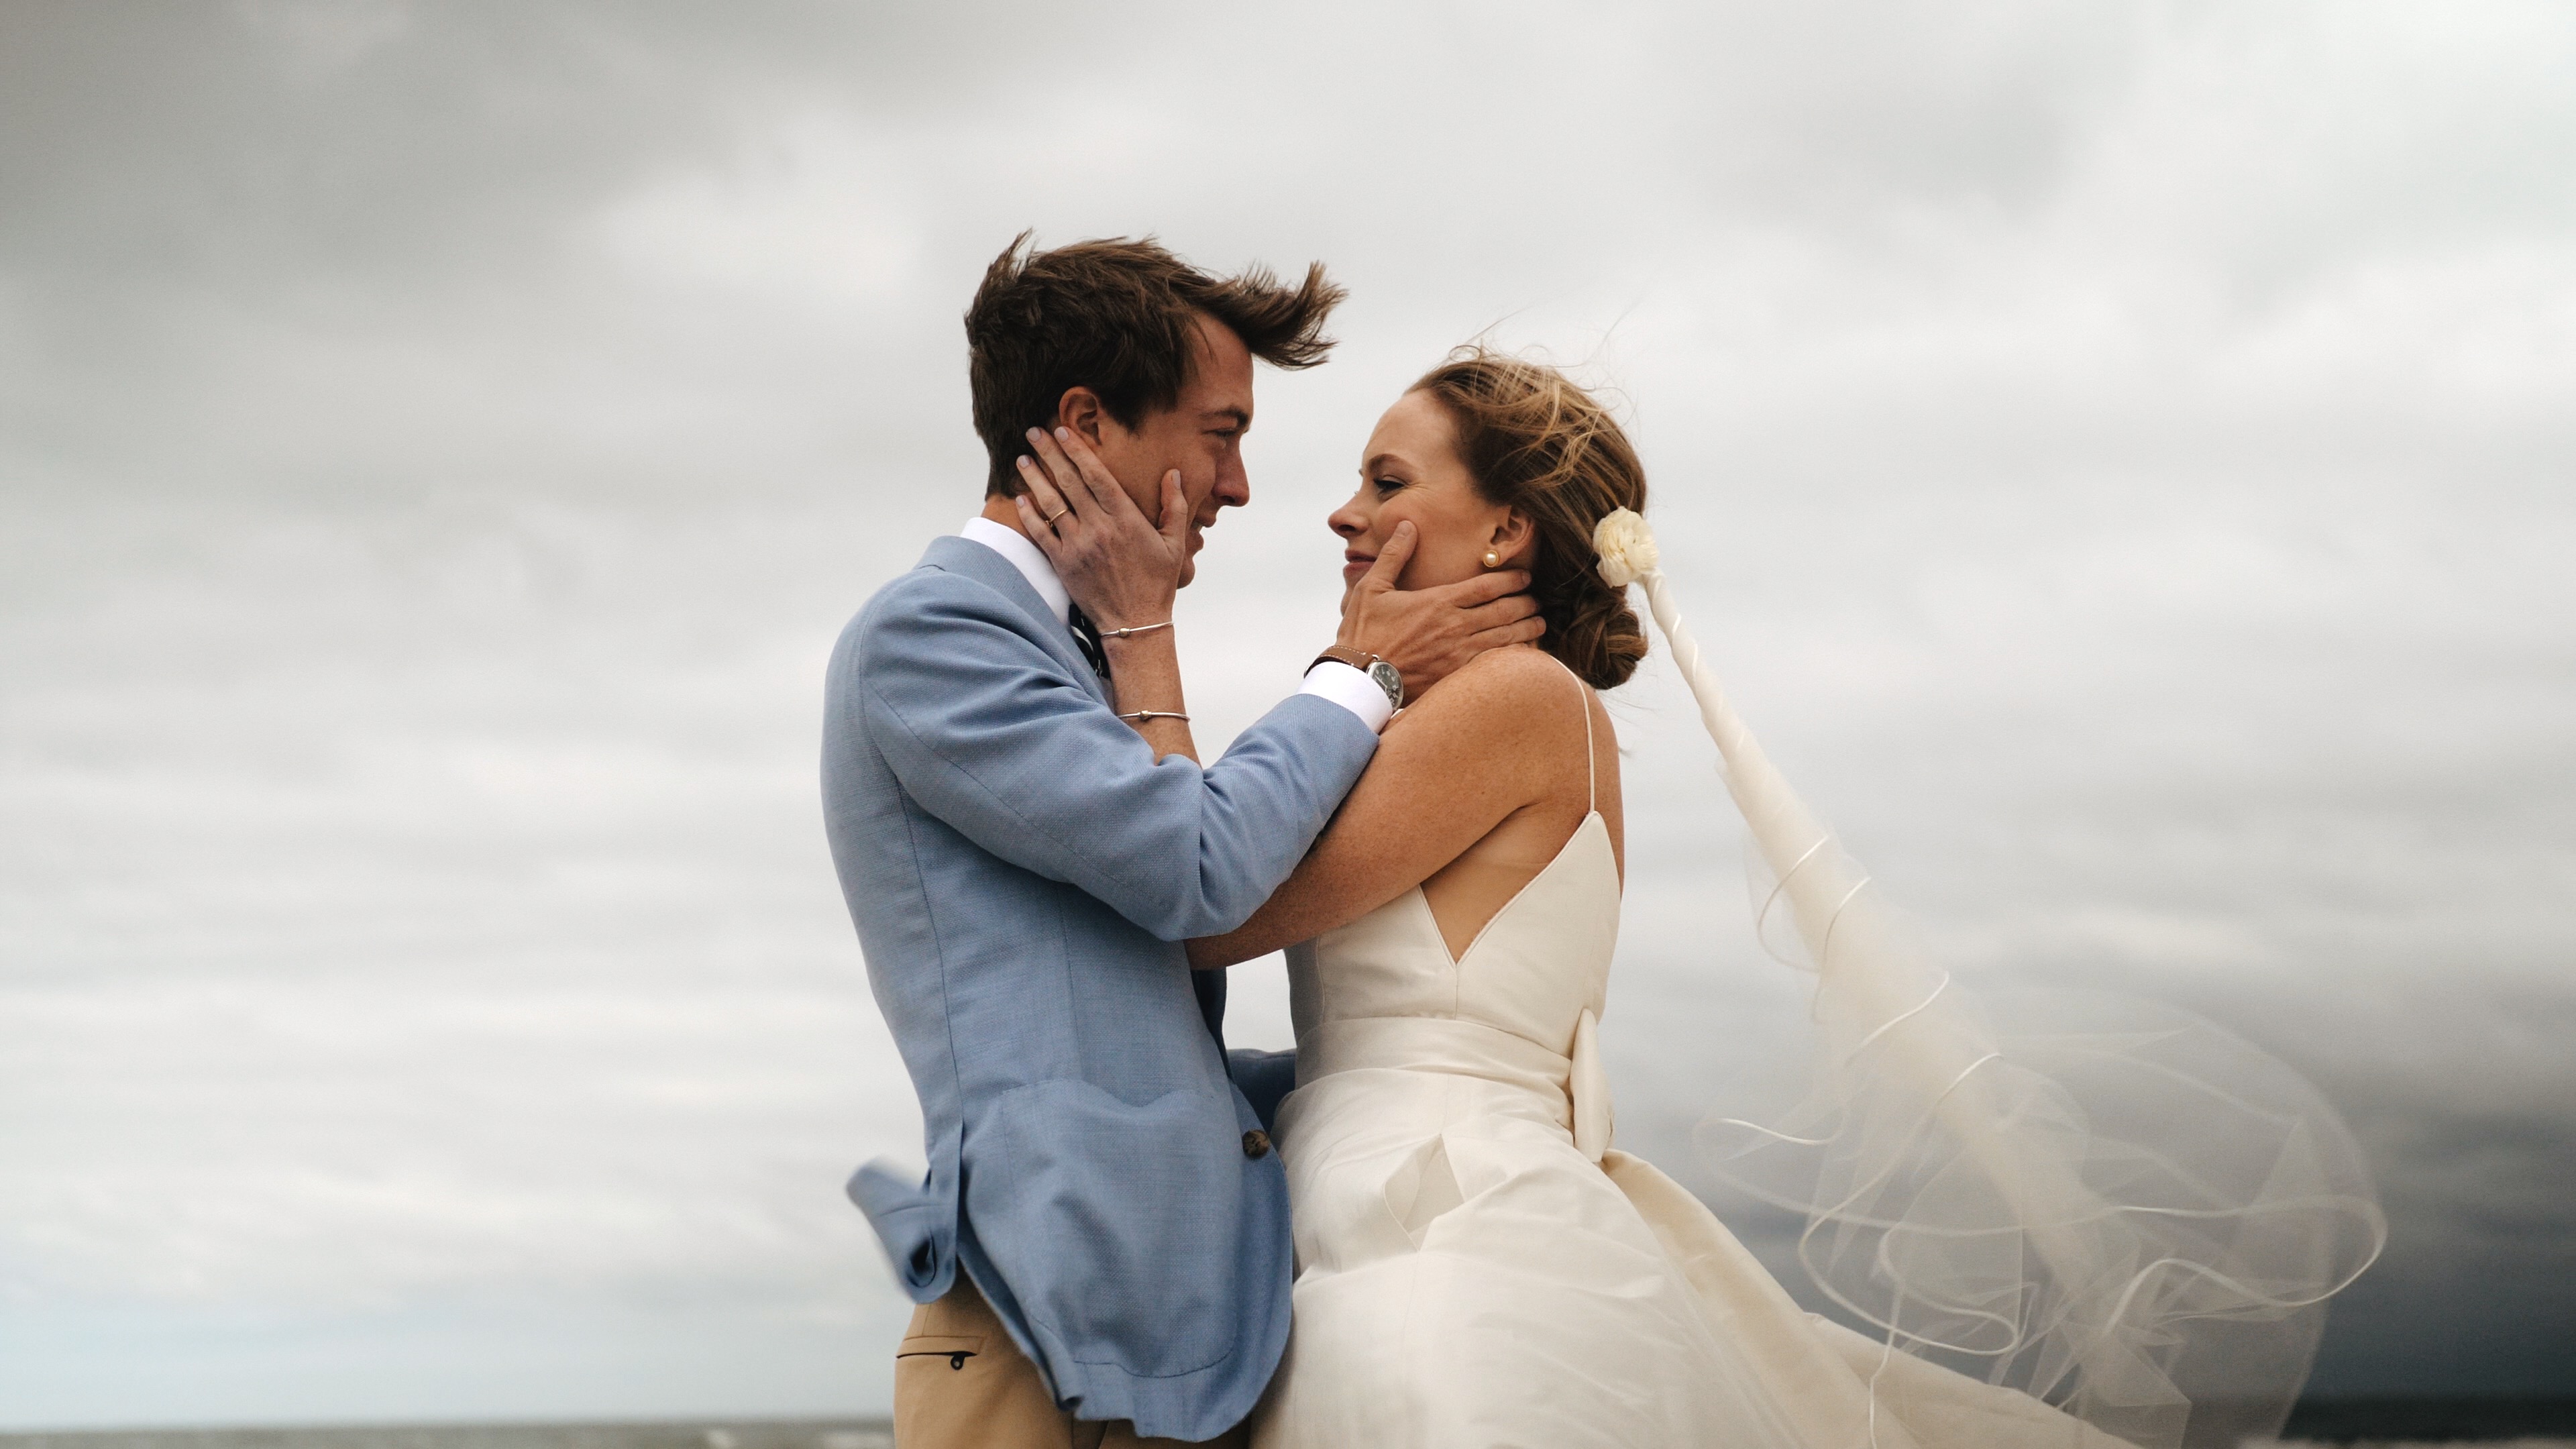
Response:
[1590,508,2386,1449]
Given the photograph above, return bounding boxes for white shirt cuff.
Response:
[1299,661,1395,735]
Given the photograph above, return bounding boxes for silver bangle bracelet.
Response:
[1116,710,1190,723]
[1099,620,1173,639]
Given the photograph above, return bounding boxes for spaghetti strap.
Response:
[1557,657,1597,815]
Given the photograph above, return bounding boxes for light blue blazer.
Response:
[823,535,1377,1439]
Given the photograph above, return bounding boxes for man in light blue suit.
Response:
[822,235,1540,1447]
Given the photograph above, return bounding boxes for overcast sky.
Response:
[3,0,2572,1429]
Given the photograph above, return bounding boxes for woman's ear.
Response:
[1493,508,1539,567]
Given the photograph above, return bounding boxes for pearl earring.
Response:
[1483,549,1502,568]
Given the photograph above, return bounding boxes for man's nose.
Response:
[1215,458,1250,508]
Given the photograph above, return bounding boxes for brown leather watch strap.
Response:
[1309,643,1376,676]
[1309,644,1405,710]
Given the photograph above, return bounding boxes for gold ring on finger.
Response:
[1041,508,1068,524]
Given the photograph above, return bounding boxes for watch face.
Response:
[1366,660,1403,707]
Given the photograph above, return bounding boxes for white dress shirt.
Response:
[959,516,1394,733]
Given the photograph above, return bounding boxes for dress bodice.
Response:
[1281,659,1625,1160]
[1285,812,1621,1055]
[1254,649,2344,1449]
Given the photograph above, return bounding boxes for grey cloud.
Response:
[5,0,2575,1426]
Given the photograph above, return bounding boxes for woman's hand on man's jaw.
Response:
[1011,425,1188,632]
[1009,431,1545,701]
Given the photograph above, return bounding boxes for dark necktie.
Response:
[1065,603,1110,680]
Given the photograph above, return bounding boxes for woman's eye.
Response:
[1373,476,1403,496]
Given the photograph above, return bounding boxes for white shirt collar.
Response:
[959,515,1070,625]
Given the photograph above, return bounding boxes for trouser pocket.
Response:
[893,1281,1067,1448]
[894,1332,982,1372]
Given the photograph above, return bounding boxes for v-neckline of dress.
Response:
[1415,810,1615,969]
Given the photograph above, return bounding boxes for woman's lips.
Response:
[1342,551,1375,582]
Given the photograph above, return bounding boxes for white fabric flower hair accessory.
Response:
[1591,506,1659,588]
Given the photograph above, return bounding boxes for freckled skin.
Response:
[1328,390,1532,592]
[1189,390,1624,967]
[1002,330,1552,773]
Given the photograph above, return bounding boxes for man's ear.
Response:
[1055,387,1108,447]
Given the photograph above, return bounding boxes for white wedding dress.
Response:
[1250,513,2380,1448]
[1252,665,2137,1449]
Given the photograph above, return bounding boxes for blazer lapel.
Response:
[918,535,1111,704]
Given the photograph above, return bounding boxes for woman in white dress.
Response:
[1177,350,2381,1449]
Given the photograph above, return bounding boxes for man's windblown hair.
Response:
[965,231,1346,496]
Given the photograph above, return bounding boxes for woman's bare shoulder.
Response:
[1401,645,1588,736]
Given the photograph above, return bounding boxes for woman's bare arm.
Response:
[1186,647,1590,969]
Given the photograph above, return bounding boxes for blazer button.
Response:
[1241,1130,1272,1159]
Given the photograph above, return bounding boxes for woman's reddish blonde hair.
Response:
[1410,348,1651,689]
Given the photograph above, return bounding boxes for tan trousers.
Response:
[892,1273,1252,1449]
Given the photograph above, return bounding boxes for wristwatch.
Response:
[1311,645,1405,711]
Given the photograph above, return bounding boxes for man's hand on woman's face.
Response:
[1012,426,1190,632]
[1339,522,1544,698]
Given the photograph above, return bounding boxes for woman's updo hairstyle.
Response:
[1409,347,1651,690]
